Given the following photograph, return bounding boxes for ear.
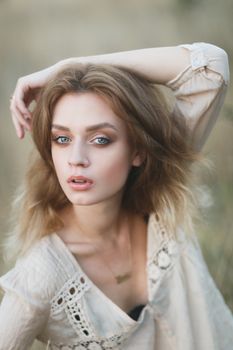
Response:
[131,150,145,167]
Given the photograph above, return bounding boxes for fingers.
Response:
[12,112,25,139]
[10,76,34,138]
[9,66,55,139]
[14,78,32,116]
[10,95,31,139]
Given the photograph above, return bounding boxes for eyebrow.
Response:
[51,122,118,132]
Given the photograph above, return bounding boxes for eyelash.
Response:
[51,135,111,146]
[52,136,70,144]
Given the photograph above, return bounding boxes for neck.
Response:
[60,197,131,244]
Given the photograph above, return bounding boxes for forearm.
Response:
[58,46,190,84]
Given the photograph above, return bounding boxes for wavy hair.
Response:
[3,63,199,262]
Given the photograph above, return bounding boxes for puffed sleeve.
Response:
[0,252,51,350]
[166,42,230,151]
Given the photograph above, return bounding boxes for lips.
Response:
[67,175,94,192]
[67,175,93,184]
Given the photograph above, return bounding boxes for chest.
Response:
[67,222,148,313]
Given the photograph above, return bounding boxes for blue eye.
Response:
[53,136,71,144]
[93,137,110,145]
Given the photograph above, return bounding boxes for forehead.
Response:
[52,92,125,131]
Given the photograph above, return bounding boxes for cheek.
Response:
[97,150,132,185]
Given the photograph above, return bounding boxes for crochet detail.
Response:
[51,272,94,338]
[48,332,129,350]
[148,214,179,292]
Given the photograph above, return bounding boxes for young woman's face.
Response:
[51,92,141,207]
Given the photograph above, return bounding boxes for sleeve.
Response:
[0,257,51,350]
[180,235,233,349]
[166,42,230,151]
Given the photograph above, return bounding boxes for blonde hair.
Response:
[3,63,199,262]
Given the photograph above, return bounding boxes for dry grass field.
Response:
[0,0,232,348]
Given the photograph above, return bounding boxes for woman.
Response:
[0,42,233,350]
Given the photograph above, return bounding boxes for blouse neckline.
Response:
[50,215,154,324]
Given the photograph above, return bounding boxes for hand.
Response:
[10,64,60,139]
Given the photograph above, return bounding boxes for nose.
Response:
[68,142,90,168]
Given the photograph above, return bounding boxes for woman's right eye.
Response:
[52,136,71,144]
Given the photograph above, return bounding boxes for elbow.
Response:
[221,50,230,84]
[180,42,230,85]
[202,43,230,85]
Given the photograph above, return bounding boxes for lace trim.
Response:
[51,272,95,338]
[65,301,95,338]
[51,272,90,314]
[48,332,129,349]
[148,214,179,293]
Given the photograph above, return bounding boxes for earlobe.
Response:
[132,152,145,167]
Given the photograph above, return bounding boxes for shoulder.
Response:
[0,234,74,305]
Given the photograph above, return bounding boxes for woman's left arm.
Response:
[11,42,229,145]
[103,42,229,150]
[11,45,190,139]
[72,45,191,83]
[166,43,229,150]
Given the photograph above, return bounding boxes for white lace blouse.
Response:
[0,42,233,350]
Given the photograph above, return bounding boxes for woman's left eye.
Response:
[92,137,111,145]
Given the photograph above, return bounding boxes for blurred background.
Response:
[0,0,232,348]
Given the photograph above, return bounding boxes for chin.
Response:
[62,184,124,207]
[66,197,95,206]
[65,193,104,206]
[66,192,120,207]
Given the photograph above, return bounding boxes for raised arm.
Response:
[11,44,228,147]
[84,42,229,150]
[68,46,191,84]
[10,42,229,146]
[166,43,229,150]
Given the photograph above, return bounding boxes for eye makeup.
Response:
[51,135,71,144]
[51,133,112,146]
